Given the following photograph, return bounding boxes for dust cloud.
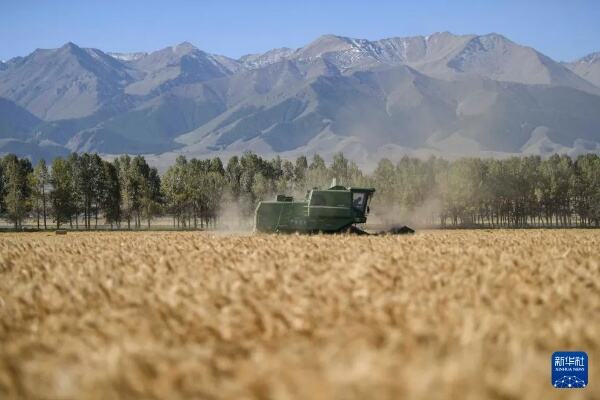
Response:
[368,195,442,230]
[216,200,254,233]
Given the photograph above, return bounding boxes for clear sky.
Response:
[1,0,599,62]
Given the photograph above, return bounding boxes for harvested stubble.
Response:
[0,230,598,400]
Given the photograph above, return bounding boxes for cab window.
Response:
[352,192,366,213]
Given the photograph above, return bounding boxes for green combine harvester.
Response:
[254,180,414,234]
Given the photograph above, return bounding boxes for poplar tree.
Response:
[1,154,32,230]
[32,159,50,229]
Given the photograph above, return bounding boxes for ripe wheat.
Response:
[0,230,598,399]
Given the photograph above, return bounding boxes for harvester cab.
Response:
[309,185,374,223]
[254,182,375,233]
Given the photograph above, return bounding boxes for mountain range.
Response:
[1,32,600,168]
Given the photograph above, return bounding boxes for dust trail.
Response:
[368,195,442,229]
[217,200,254,233]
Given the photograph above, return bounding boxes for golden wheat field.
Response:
[0,230,598,400]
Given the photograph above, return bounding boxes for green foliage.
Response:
[305,154,330,191]
[31,159,50,229]
[162,156,226,228]
[3,151,600,230]
[1,154,32,229]
[49,157,76,228]
[100,161,121,226]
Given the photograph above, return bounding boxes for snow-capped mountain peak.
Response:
[565,52,600,87]
[108,52,148,62]
[240,47,296,69]
[1,34,600,163]
[576,52,600,64]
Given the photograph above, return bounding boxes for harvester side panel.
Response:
[254,185,376,234]
[255,201,307,232]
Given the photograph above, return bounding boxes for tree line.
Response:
[1,152,599,230]
[371,154,600,227]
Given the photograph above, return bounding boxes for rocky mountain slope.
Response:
[565,52,600,88]
[0,33,599,165]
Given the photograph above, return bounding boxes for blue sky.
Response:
[1,0,599,62]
